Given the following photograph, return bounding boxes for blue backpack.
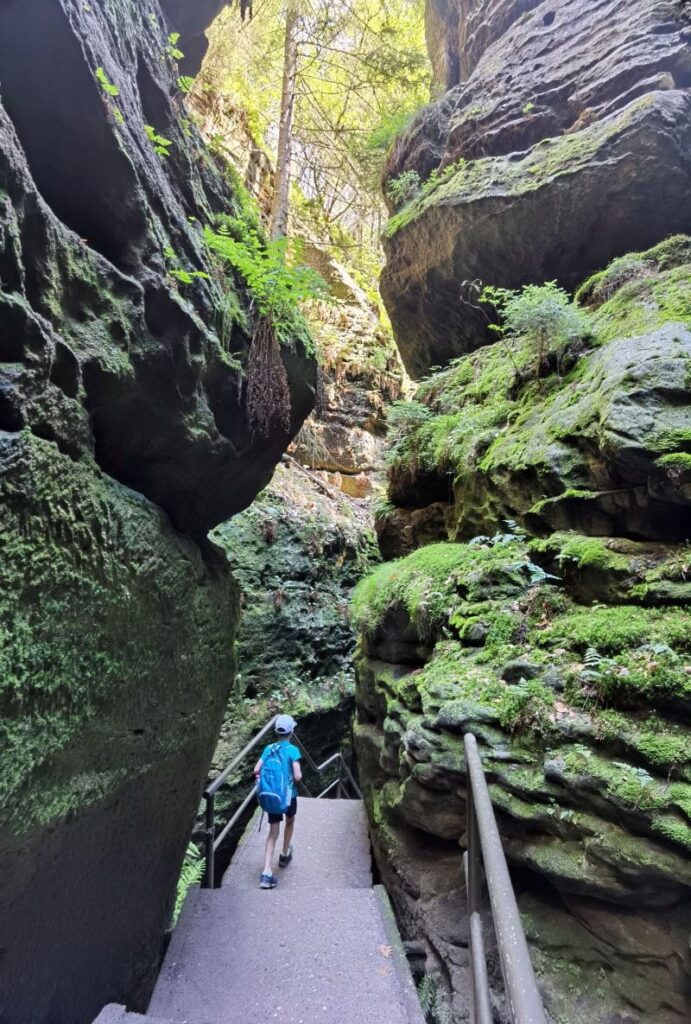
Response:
[257,743,292,815]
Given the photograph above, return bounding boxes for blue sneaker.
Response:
[259,873,277,889]
[279,844,293,868]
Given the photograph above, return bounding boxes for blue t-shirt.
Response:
[260,740,301,800]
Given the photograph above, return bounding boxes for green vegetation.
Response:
[94,66,119,97]
[174,844,203,922]
[541,605,690,656]
[0,434,235,834]
[480,281,591,378]
[145,124,173,158]
[204,207,327,437]
[197,0,429,269]
[576,234,691,306]
[530,534,629,573]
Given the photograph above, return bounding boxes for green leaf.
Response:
[95,66,119,97]
[177,75,195,94]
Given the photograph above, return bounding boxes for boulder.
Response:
[381,0,691,375]
[381,243,691,543]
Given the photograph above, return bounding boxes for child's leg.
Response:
[282,814,295,855]
[262,822,280,875]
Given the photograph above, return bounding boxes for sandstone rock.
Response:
[382,0,691,374]
[0,432,237,1024]
[0,2,315,1020]
[530,533,691,606]
[376,502,451,559]
[353,537,691,1023]
[383,245,691,543]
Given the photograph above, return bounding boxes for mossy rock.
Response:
[529,532,691,606]
[382,243,691,541]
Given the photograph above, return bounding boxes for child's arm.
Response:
[292,758,302,783]
[253,758,263,779]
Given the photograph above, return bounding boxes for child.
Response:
[253,713,302,889]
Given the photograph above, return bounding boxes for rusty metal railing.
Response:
[463,733,548,1024]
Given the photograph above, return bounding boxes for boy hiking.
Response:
[253,713,302,889]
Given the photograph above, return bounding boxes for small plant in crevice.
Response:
[94,66,124,124]
[94,66,119,97]
[145,124,173,158]
[173,843,203,923]
[205,220,328,438]
[164,245,209,286]
[177,75,195,95]
[480,281,591,382]
[166,32,184,62]
[387,169,421,207]
[417,973,452,1024]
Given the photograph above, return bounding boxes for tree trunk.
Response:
[269,4,299,240]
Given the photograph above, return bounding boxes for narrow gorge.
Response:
[0,2,689,1024]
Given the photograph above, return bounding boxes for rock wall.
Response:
[354,248,691,1022]
[0,2,315,1022]
[382,0,691,375]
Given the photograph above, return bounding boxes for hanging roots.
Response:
[246,314,291,439]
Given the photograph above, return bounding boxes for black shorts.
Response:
[268,796,297,824]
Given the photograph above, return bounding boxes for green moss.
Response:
[652,428,691,453]
[541,605,690,655]
[0,433,236,833]
[593,264,691,343]
[497,678,555,733]
[651,814,691,850]
[595,709,690,775]
[558,748,690,844]
[531,533,629,572]
[656,452,691,470]
[529,491,598,516]
[384,94,658,238]
[351,540,525,640]
[576,235,691,308]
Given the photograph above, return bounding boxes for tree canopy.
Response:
[197,0,429,261]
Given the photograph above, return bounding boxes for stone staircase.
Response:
[95,798,424,1024]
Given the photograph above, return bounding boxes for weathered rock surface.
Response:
[381,240,691,546]
[352,539,691,1022]
[213,459,378,706]
[358,237,691,1024]
[0,2,315,1022]
[290,267,406,495]
[382,0,691,375]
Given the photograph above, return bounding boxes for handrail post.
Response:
[204,792,215,889]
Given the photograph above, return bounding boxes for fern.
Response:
[145,124,173,158]
[205,224,328,327]
[177,75,195,94]
[163,245,209,286]
[167,32,185,61]
[417,974,435,1014]
[173,843,203,922]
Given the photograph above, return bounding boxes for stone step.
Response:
[148,884,423,1024]
[222,797,373,891]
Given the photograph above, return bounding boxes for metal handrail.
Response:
[293,738,363,800]
[202,717,360,887]
[463,733,547,1024]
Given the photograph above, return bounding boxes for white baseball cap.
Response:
[275,714,297,735]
